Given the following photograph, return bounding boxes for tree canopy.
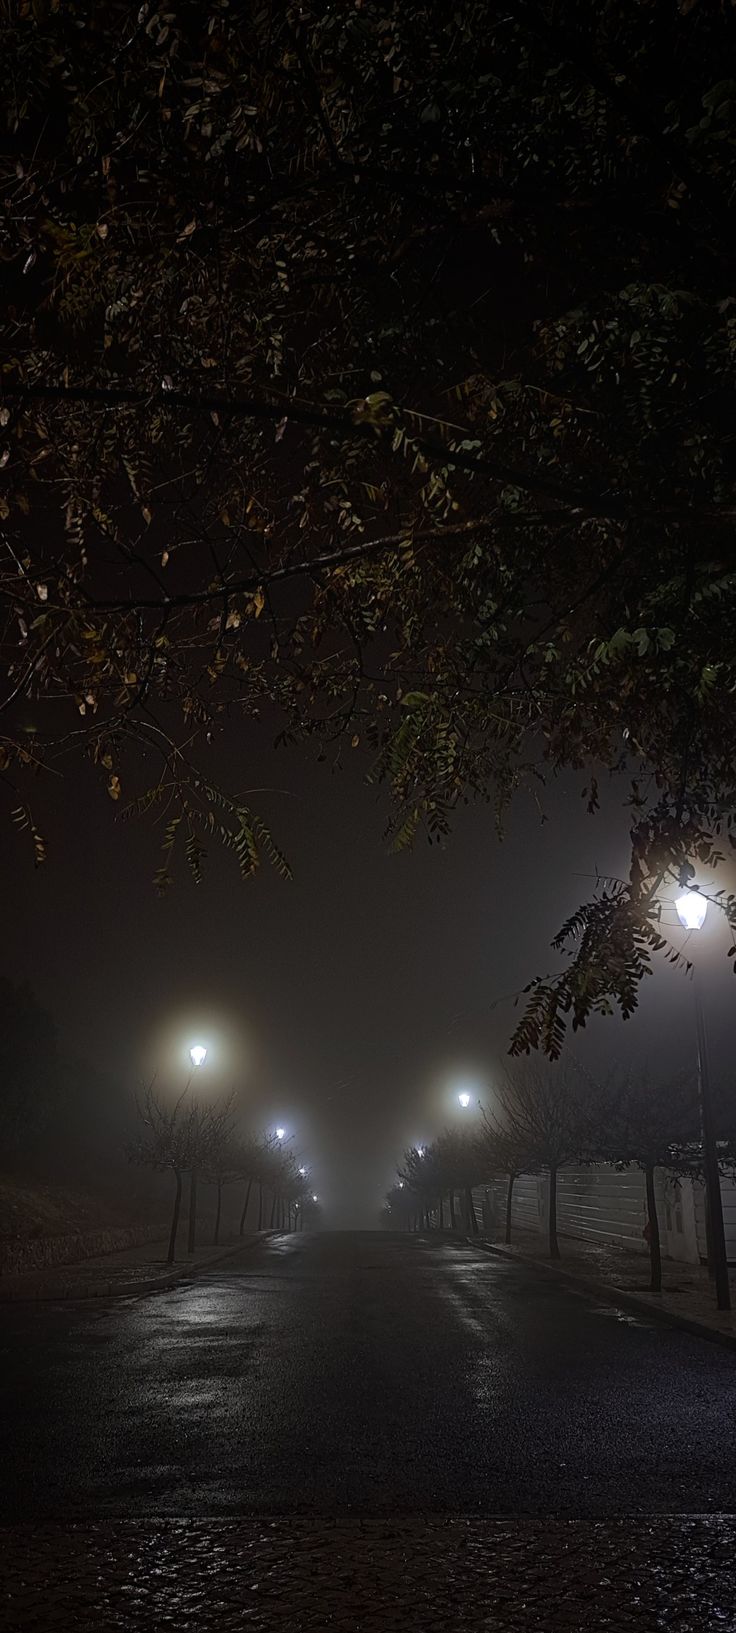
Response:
[3,1,736,1051]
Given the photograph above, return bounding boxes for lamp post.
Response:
[187,1042,207,1256]
[675,890,731,1311]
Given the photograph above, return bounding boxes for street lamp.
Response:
[186,1043,207,1257]
[675,888,730,1311]
[298,1166,306,1177]
[675,891,708,932]
[275,1126,285,1142]
[416,1146,425,1158]
[458,1091,471,1109]
[312,1193,318,1203]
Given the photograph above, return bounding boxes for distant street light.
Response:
[398,1181,404,1189]
[416,1146,425,1158]
[458,1091,471,1109]
[189,1044,207,1069]
[675,887,730,1311]
[312,1193,318,1203]
[298,1166,306,1177]
[275,1126,285,1141]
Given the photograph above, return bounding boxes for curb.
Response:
[470,1238,736,1354]
[0,1231,279,1304]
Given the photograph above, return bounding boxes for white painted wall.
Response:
[694,1174,736,1263]
[557,1166,647,1252]
[470,1165,735,1264]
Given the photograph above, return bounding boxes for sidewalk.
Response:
[475,1229,736,1348]
[0,1231,271,1301]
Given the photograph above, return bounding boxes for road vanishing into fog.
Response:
[1,1230,735,1520]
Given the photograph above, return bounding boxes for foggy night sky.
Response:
[2,738,734,1226]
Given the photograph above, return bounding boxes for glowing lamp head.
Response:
[398,1181,404,1189]
[676,890,707,932]
[298,1166,306,1177]
[275,1127,285,1141]
[312,1193,318,1203]
[189,1044,207,1069]
[458,1091,471,1109]
[416,1146,425,1159]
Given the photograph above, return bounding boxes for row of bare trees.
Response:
[386,1064,725,1293]
[127,1084,318,1263]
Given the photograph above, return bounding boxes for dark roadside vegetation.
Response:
[0,976,318,1281]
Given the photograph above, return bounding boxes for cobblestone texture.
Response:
[2,1516,735,1631]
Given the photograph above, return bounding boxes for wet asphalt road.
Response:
[1,1230,735,1520]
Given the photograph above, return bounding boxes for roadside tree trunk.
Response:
[438,1197,445,1230]
[239,1178,253,1236]
[703,1183,715,1279]
[213,1177,223,1246]
[270,1191,277,1229]
[645,1163,662,1293]
[465,1186,478,1235]
[505,1172,517,1245]
[449,1191,456,1230]
[187,1165,198,1256]
[548,1167,560,1260]
[167,1168,183,1264]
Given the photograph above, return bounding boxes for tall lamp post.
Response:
[187,1043,207,1256]
[675,892,731,1311]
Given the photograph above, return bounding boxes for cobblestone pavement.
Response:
[2,1515,735,1630]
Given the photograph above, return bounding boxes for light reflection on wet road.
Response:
[1,1231,734,1519]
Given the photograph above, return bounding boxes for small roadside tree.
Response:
[398,1146,436,1232]
[599,1071,699,1293]
[433,1129,489,1235]
[385,1182,415,1231]
[491,1062,604,1260]
[203,1123,242,1247]
[185,1093,237,1254]
[127,1083,193,1264]
[475,1116,531,1247]
[236,1135,270,1236]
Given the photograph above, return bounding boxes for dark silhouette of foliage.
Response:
[0,980,61,1147]
[3,4,736,1050]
